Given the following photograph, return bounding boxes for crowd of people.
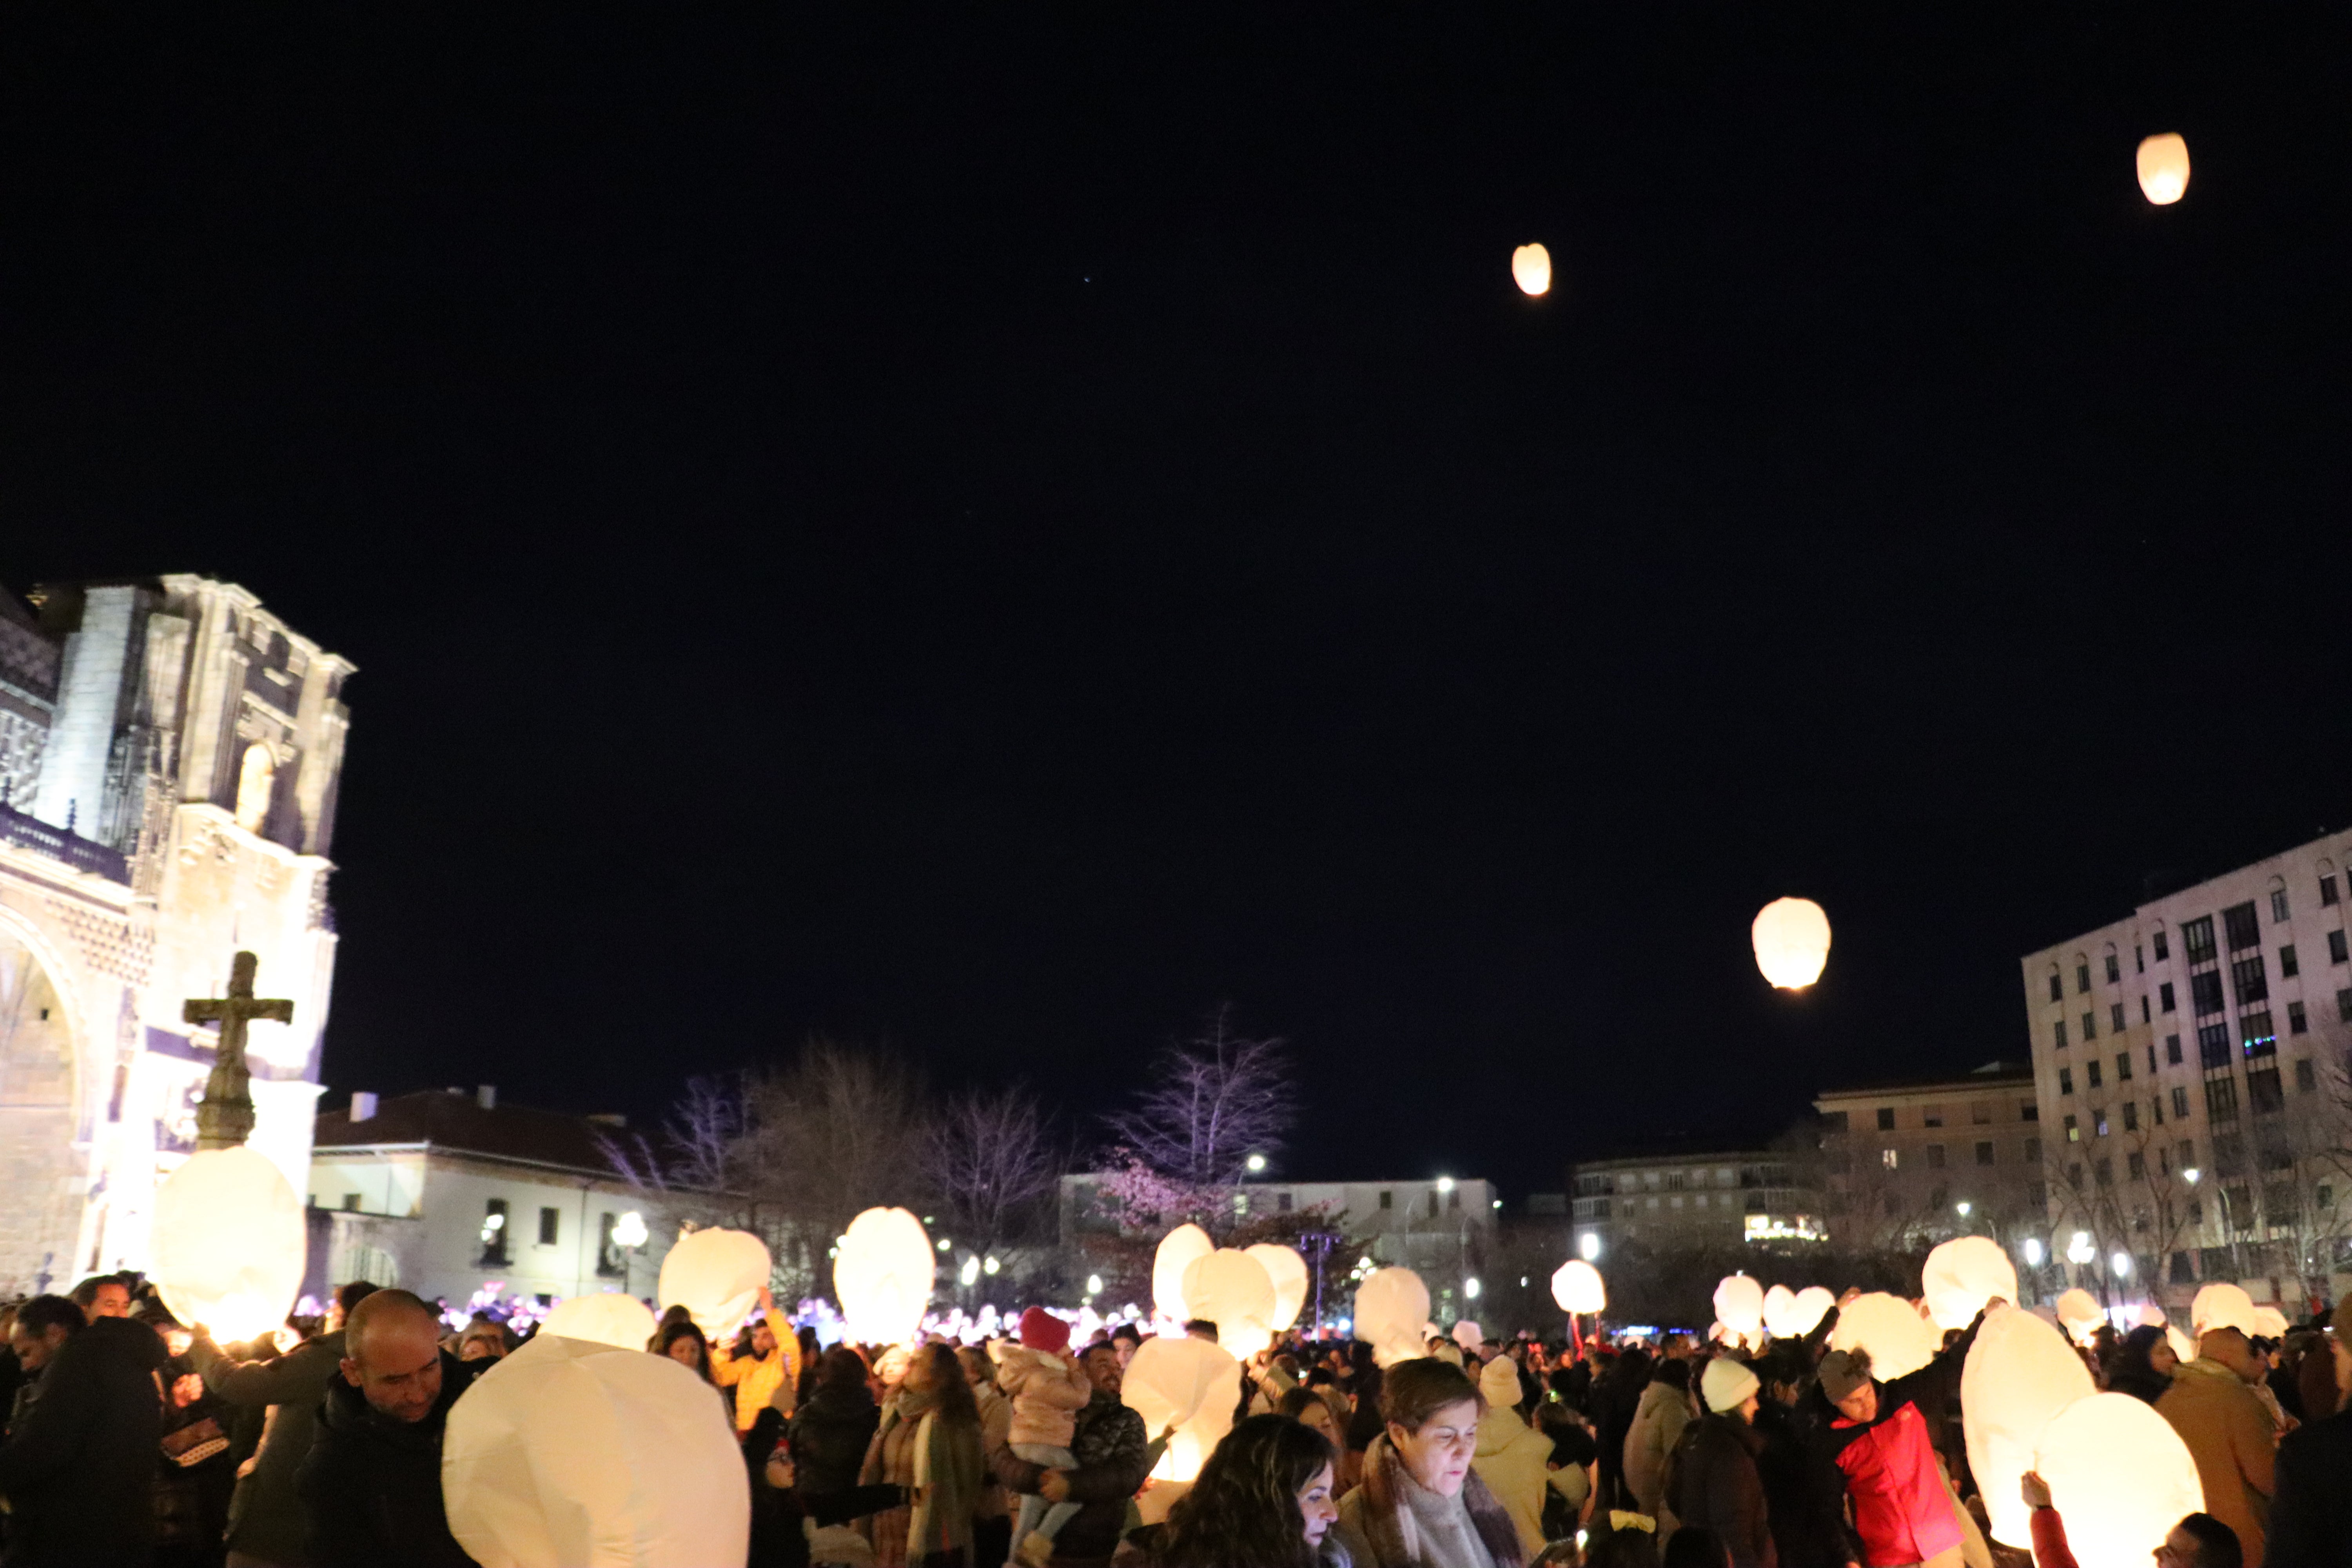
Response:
[0,1270,2346,1568]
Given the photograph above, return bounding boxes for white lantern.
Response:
[1788,1286,1835,1337]
[657,1228,772,1339]
[1551,1259,1606,1316]
[1244,1244,1310,1332]
[1354,1267,1432,1367]
[1152,1224,1214,1323]
[540,1293,659,1351]
[1751,897,1831,989]
[1827,1292,1940,1381]
[2033,1393,2204,1568]
[1713,1275,1766,1347]
[833,1207,933,1347]
[1922,1236,2018,1332]
[1180,1249,1278,1359]
[1962,1306,2096,1546]
[150,1147,307,1345]
[1121,1333,1241,1482]
[2136,133,2190,206]
[1761,1284,1799,1339]
[2251,1305,2288,1340]
[1451,1319,1483,1352]
[2190,1282,2258,1339]
[444,1332,749,1567]
[2135,1303,2167,1328]
[2165,1325,2197,1365]
[1511,243,1551,297]
[2054,1288,2104,1346]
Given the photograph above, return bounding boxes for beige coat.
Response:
[1470,1409,1554,1558]
[2157,1357,2276,1564]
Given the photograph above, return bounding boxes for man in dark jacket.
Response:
[0,1308,169,1566]
[991,1342,1146,1568]
[293,1289,477,1568]
[2265,1296,2352,1567]
[1673,1357,1777,1568]
[786,1347,896,1516]
[1753,1347,1858,1568]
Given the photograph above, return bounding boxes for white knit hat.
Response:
[1700,1356,1760,1414]
[1479,1352,1523,1409]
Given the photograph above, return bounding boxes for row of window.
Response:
[1845,1100,2036,1133]
[2048,894,2347,1007]
[1875,1138,2032,1170]
[2053,967,2350,1051]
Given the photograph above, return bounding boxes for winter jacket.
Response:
[2267,1405,2352,1568]
[1751,1397,1855,1568]
[2158,1357,2278,1568]
[1469,1407,1554,1560]
[791,1380,883,1498]
[992,1343,1093,1451]
[293,1348,479,1568]
[862,1393,987,1561]
[713,1335,802,1432]
[1621,1380,1692,1521]
[989,1389,1147,1566]
[1672,1412,1776,1568]
[189,1327,346,1565]
[1819,1399,1957,1568]
[1334,1434,1523,1568]
[0,1316,168,1568]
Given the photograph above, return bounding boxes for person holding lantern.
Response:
[712,1286,802,1433]
[1811,1302,1990,1568]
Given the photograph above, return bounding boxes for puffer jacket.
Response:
[1818,1399,1958,1568]
[992,1343,1093,1451]
[1621,1379,1692,1521]
[789,1379,882,1497]
[293,1348,479,1568]
[1470,1406,1554,1560]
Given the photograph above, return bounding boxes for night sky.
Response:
[9,7,2352,1198]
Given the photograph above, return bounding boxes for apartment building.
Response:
[1568,1147,1822,1262]
[1813,1063,2042,1252]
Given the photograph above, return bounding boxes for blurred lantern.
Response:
[2190,1282,2258,1339]
[1713,1275,1766,1348]
[1181,1249,1278,1359]
[2033,1392,2204,1568]
[1828,1292,1940,1381]
[1922,1236,2018,1331]
[833,1207,933,1347]
[2165,1325,2197,1365]
[445,1334,749,1568]
[1451,1319,1483,1352]
[1551,1259,1606,1316]
[1751,898,1831,989]
[1511,243,1551,297]
[1122,1334,1241,1482]
[541,1293,659,1351]
[1354,1267,1432,1367]
[1153,1225,1214,1322]
[2251,1305,2289,1340]
[612,1211,650,1249]
[2135,1303,2167,1328]
[1762,1284,1801,1339]
[1962,1305,2096,1546]
[659,1228,772,1339]
[151,1147,307,1345]
[2054,1289,2103,1346]
[2136,134,2190,205]
[1788,1286,1836,1336]
[1244,1243,1310,1331]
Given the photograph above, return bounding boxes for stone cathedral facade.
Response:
[0,574,350,1293]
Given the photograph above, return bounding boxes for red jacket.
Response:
[1825,1401,1961,1568]
[2028,1505,2076,1568]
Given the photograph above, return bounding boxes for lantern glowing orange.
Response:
[2054,1288,2104,1345]
[1713,1274,1765,1347]
[1511,243,1551,297]
[1244,1243,1310,1332]
[2136,134,2190,205]
[541,1292,659,1351]
[1922,1236,2017,1331]
[833,1206,934,1347]
[1761,1284,1799,1339]
[658,1227,772,1339]
[1354,1267,1432,1367]
[1122,1333,1241,1482]
[1962,1305,2096,1546]
[1551,1259,1605,1316]
[1152,1224,1214,1322]
[2251,1305,2288,1340]
[1181,1249,1278,1358]
[2033,1392,2204,1568]
[150,1147,307,1345]
[1751,898,1831,989]
[1828,1292,1939,1381]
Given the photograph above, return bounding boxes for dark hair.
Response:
[1650,1357,1692,1390]
[1381,1357,1485,1432]
[1110,1323,1144,1346]
[1186,1319,1221,1341]
[1159,1413,1334,1568]
[14,1295,83,1340]
[1661,1526,1730,1568]
[1080,1339,1121,1367]
[911,1342,980,1431]
[2174,1514,2243,1568]
[815,1346,870,1389]
[336,1280,380,1316]
[1276,1385,1331,1423]
[68,1274,124,1308]
[655,1320,715,1382]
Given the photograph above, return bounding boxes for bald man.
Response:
[2158,1326,2276,1567]
[294,1289,481,1568]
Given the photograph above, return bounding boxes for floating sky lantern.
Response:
[1922,1236,2018,1332]
[1828,1292,1940,1381]
[1511,243,1551,297]
[541,1292,659,1351]
[1751,897,1831,989]
[1354,1267,1432,1367]
[2136,134,2190,205]
[834,1207,933,1347]
[150,1147,307,1345]
[1962,1305,2096,1547]
[1122,1333,1241,1483]
[1244,1243,1310,1332]
[2034,1392,2204,1568]
[1181,1249,1278,1359]
[1713,1274,1766,1348]
[1551,1259,1606,1316]
[2190,1282,2258,1339]
[658,1227,772,1339]
[445,1334,749,1568]
[1153,1224,1214,1323]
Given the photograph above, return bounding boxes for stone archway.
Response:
[0,928,81,1294]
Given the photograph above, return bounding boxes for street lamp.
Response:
[1955,1201,1971,1218]
[2066,1232,2096,1266]
[1086,1274,1103,1296]
[959,1256,980,1287]
[612,1209,650,1296]
[1436,1176,1456,1194]
[1579,1231,1601,1262]
[2023,1237,2044,1267]
[1245,1153,1267,1174]
[1465,1276,1481,1299]
[2183,1167,2201,1186]
[2111,1252,2132,1278]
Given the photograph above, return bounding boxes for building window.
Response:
[2223,902,2260,951]
[1923,1105,1944,1128]
[480,1198,511,1266]
[2141,995,2152,1024]
[2231,955,2269,1007]
[2146,1043,2158,1074]
[2247,1068,2283,1116]
[1881,1149,1899,1169]
[2111,1002,2126,1033]
[2191,971,2225,1016]
[2063,1114,2080,1143]
[2020,1100,2039,1122]
[1929,1184,1949,1209]
[2087,1060,2103,1089]
[2023,1136,2042,1163]
[1975,1140,1995,1166]
[2116,1051,2132,1082]
[2323,875,2339,907]
[2054,1020,2069,1050]
[2082,1012,2098,1041]
[2205,1077,2239,1122]
[537,1207,559,1246]
[341,1192,360,1212]
[2272,889,2291,922]
[2339,988,2352,1023]
[2094,1108,2110,1138]
[2280,944,2299,979]
[1926,1143,1946,1169]
[2296,1058,2317,1092]
[2182,917,2215,964]
[2105,953,2121,984]
[2029,1181,2048,1207]
[2241,1013,2276,1058]
[2172,1086,2190,1120]
[2154,928,2171,962]
[2199,1023,2232,1067]
[2152,1092,2165,1126]
[2129,1151,2147,1180]
[1379,1190,1393,1209]
[1277,1191,1293,1212]
[2332,931,2350,964]
[2122,1101,2139,1132]
[2160,982,2176,1013]
[2165,1033,2183,1065]
[1877,1107,1896,1131]
[2077,963,2092,994]
[2059,1067,2074,1095]
[596,1213,625,1277]
[2048,972,2063,1003]
[1446,1189,1459,1211]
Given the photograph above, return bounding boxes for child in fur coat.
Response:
[989,1308,1095,1568]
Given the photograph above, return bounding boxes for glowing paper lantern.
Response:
[833,1207,933,1347]
[2190,1282,2258,1338]
[2136,134,2190,206]
[658,1228,772,1338]
[541,1293,659,1352]
[1121,1333,1241,1482]
[1751,897,1831,989]
[1244,1244,1310,1331]
[2033,1392,2203,1568]
[2251,1305,2288,1340]
[1922,1236,2018,1332]
[1180,1249,1277,1359]
[2053,1288,2103,1345]
[151,1147,307,1344]
[2135,1303,2167,1328]
[1550,1259,1606,1316]
[1789,1287,1835,1337]
[1451,1319,1483,1352]
[1762,1284,1800,1339]
[1828,1292,1940,1381]
[1152,1224,1214,1322]
[1511,243,1551,297]
[1354,1267,1432,1367]
[2165,1325,2196,1365]
[1962,1306,2096,1547]
[444,1332,749,1567]
[1713,1275,1765,1347]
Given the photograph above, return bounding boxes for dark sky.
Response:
[8,6,2352,1198]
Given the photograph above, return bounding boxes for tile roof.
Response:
[313,1090,628,1175]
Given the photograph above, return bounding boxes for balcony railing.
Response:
[0,802,129,884]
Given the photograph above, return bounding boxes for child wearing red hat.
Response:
[989,1308,1093,1568]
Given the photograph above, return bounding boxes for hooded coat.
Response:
[1621,1379,1693,1522]
[790,1377,884,1498]
[1469,1408,1554,1560]
[293,1348,479,1568]
[0,1316,169,1568]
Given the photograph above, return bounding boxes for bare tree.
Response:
[920,1085,1066,1256]
[1103,1008,1296,1187]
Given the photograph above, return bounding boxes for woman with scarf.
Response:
[1333,1358,1524,1568]
[861,1342,987,1568]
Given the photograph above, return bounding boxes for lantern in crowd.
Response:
[2033,1393,2204,1568]
[1354,1267,1432,1367]
[2166,1325,2197,1365]
[2136,133,2190,205]
[151,1147,307,1345]
[2054,1289,2103,1346]
[540,1292,659,1351]
[2135,1303,2167,1328]
[2189,1281,2258,1338]
[1451,1319,1483,1352]
[1551,1259,1606,1316]
[1122,1333,1241,1483]
[1245,1244,1310,1331]
[658,1227,771,1338]
[444,1333,749,1567]
[1181,1249,1278,1358]
[1713,1275,1765,1347]
[1153,1225,1214,1322]
[1828,1292,1939,1381]
[1762,1284,1799,1339]
[1751,897,1831,989]
[1511,243,1551,297]
[1788,1286,1835,1336]
[834,1207,933,1347]
[1922,1236,2018,1331]
[1962,1305,2096,1546]
[2252,1305,2288,1340]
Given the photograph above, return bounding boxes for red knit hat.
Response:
[1019,1307,1071,1354]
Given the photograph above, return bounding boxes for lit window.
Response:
[1881,1149,1899,1169]
[2063,1114,2080,1143]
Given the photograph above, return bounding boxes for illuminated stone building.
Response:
[1812,1063,2042,1254]
[1568,1147,1821,1264]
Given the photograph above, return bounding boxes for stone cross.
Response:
[185,950,294,1151]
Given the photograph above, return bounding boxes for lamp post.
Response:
[613,1210,649,1298]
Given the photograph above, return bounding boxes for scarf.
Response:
[1356,1436,1524,1568]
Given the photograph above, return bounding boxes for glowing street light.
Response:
[1465,1276,1482,1299]
[1436,1176,1456,1194]
[2183,1167,2201,1186]
[1245,1153,1267,1173]
[1955,1201,1972,1218]
[1086,1274,1103,1296]
[2023,1237,2044,1267]
[2066,1232,2096,1266]
[982,1256,1000,1276]
[612,1211,650,1249]
[1579,1231,1602,1262]
[2111,1252,2133,1278]
[959,1256,980,1287]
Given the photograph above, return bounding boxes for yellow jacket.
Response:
[710,1333,800,1432]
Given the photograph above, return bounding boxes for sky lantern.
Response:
[2054,1288,2103,1345]
[1152,1224,1214,1322]
[1354,1266,1432,1367]
[1510,243,1551,296]
[1181,1249,1278,1358]
[2033,1392,2204,1568]
[2251,1305,2288,1339]
[1788,1286,1836,1337]
[1828,1292,1940,1380]
[1962,1305,2096,1547]
[1762,1284,1800,1339]
[444,1333,749,1568]
[2190,1281,2258,1338]
[1122,1333,1241,1482]
[541,1292,659,1351]
[150,1146,307,1345]
[1751,897,1831,989]
[1551,1259,1606,1316]
[658,1227,772,1339]
[1713,1274,1765,1347]
[2136,133,2190,205]
[833,1207,933,1347]
[1244,1243,1310,1331]
[1450,1319,1483,1352]
[1922,1235,2017,1331]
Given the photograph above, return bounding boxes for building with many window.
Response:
[1813,1063,2042,1256]
[1568,1148,1822,1264]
